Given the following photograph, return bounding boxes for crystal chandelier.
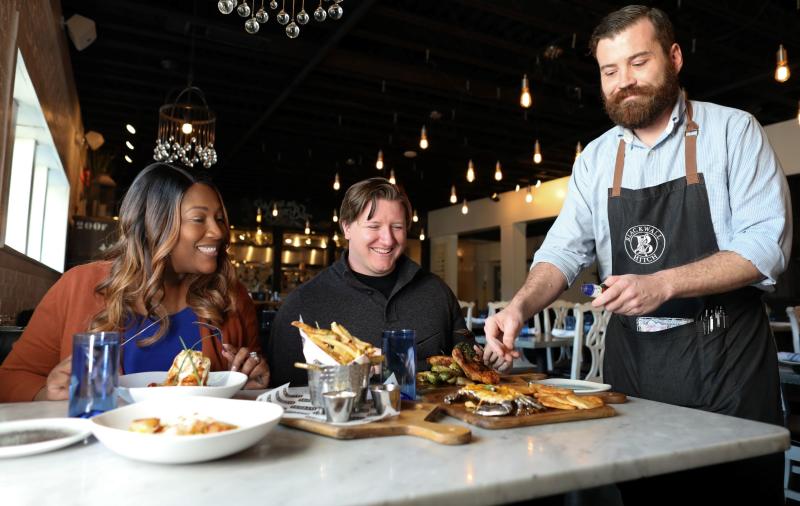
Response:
[153,86,217,168]
[218,0,344,39]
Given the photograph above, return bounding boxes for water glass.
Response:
[68,331,120,418]
[381,329,416,401]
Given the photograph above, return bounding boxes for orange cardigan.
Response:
[0,261,259,402]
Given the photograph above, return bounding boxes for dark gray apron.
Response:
[603,101,782,426]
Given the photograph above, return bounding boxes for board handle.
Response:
[404,419,472,445]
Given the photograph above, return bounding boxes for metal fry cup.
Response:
[369,383,401,414]
[322,390,357,423]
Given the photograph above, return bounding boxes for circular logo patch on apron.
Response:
[624,225,666,264]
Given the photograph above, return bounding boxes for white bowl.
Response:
[119,371,247,402]
[89,396,283,463]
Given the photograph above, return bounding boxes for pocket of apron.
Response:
[613,317,706,408]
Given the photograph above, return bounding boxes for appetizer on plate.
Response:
[129,414,237,435]
[148,350,210,387]
[292,321,382,364]
[444,382,606,417]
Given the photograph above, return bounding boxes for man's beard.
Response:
[603,64,681,130]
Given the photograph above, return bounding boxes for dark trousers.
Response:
[617,452,785,505]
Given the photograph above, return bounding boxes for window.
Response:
[3,51,70,272]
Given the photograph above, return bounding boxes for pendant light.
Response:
[515,184,520,192]
[533,139,542,164]
[466,159,475,182]
[525,185,533,203]
[450,185,458,204]
[272,202,278,217]
[332,209,338,223]
[333,231,339,241]
[256,207,262,224]
[412,209,419,223]
[775,44,791,83]
[419,125,429,150]
[333,172,340,190]
[389,169,396,185]
[304,220,311,235]
[419,228,426,241]
[494,161,503,181]
[376,149,384,170]
[520,74,532,108]
[461,199,469,215]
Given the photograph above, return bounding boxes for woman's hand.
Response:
[222,344,270,389]
[34,356,72,401]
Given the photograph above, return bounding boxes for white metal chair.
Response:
[487,300,510,317]
[580,306,611,383]
[540,300,577,373]
[787,307,800,354]
[458,300,475,331]
[539,301,610,381]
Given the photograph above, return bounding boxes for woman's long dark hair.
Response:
[89,163,238,346]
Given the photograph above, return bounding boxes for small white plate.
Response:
[90,396,283,464]
[119,371,247,402]
[0,418,91,458]
[534,378,612,393]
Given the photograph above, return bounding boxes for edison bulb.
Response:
[181,122,193,134]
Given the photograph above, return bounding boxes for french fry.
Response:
[292,321,381,365]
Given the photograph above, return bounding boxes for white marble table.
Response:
[0,395,788,506]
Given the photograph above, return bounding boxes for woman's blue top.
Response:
[122,307,202,373]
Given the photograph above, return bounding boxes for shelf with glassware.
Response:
[228,227,342,300]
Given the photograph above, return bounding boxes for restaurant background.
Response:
[0,0,799,326]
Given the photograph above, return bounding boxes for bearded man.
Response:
[482,5,790,504]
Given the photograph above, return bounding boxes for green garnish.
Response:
[178,336,202,385]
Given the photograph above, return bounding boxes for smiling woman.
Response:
[0,163,268,402]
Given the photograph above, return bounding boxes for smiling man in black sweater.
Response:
[267,178,467,387]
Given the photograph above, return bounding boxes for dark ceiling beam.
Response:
[227,0,379,161]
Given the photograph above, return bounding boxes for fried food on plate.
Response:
[128,415,238,435]
[426,355,454,366]
[537,395,578,410]
[161,349,210,386]
[451,342,500,385]
[564,394,604,410]
[292,321,382,365]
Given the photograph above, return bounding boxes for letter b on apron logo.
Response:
[624,225,666,264]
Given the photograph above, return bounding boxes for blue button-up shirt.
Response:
[533,96,792,290]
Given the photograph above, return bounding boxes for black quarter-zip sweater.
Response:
[267,251,466,387]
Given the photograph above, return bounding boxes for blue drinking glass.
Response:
[68,331,120,418]
[381,329,416,401]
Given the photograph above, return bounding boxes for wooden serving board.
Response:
[421,388,618,430]
[280,400,472,445]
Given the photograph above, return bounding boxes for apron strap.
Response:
[685,100,700,185]
[611,139,625,198]
[610,98,701,198]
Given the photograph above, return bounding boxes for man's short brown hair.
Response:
[339,177,412,230]
[589,5,675,57]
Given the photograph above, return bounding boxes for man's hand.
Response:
[482,305,524,372]
[34,356,72,401]
[592,273,671,315]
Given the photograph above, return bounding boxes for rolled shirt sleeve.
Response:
[532,156,597,287]
[721,113,791,288]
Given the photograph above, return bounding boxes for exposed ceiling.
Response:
[60,0,800,231]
